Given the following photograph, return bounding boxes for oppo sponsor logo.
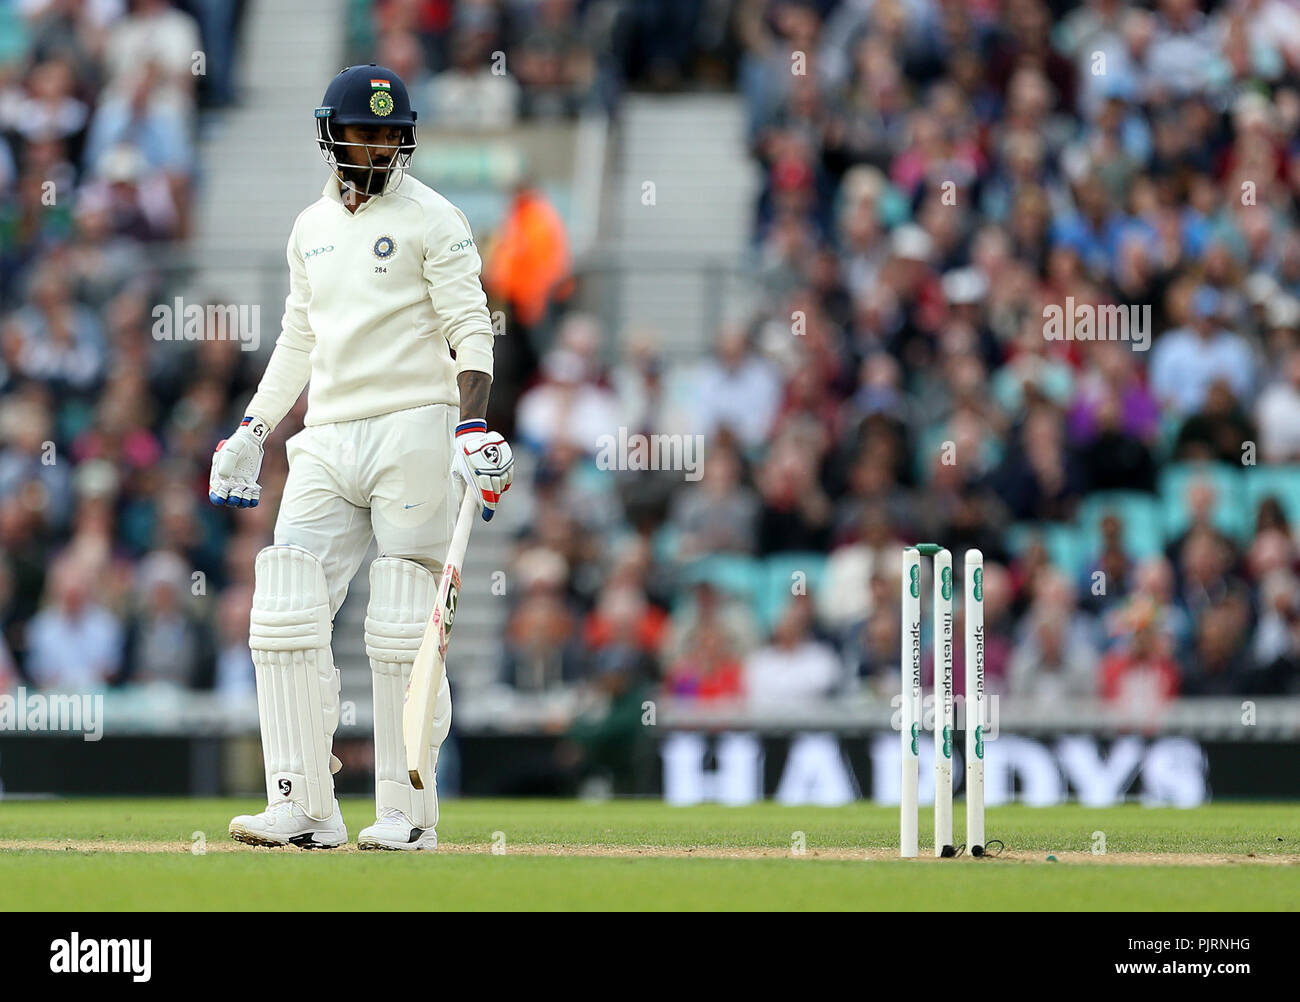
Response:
[50,932,151,982]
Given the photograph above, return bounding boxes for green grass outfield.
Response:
[1,798,1297,910]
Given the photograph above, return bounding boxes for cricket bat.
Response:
[403,489,478,789]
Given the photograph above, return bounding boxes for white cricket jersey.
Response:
[247,172,495,429]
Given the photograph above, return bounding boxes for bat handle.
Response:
[445,488,479,568]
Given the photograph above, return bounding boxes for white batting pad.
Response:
[366,557,451,828]
[249,544,338,820]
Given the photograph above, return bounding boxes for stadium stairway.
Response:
[189,0,346,318]
[604,94,759,354]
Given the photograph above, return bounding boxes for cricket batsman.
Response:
[210,65,513,850]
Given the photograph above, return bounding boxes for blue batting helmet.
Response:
[314,64,417,196]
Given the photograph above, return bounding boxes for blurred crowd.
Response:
[356,0,618,124]
[354,0,744,125]
[0,0,251,696]
[5,0,1300,734]
[498,0,1300,729]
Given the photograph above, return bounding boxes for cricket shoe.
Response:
[357,809,438,851]
[229,799,348,849]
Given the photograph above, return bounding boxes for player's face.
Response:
[338,124,403,167]
[336,124,406,194]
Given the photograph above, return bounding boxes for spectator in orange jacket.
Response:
[484,181,573,334]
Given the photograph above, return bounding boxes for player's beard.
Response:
[340,159,391,196]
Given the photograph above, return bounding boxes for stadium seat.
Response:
[757,552,828,630]
[570,456,619,498]
[1005,523,1090,584]
[1153,411,1184,464]
[1243,466,1300,531]
[1076,491,1167,560]
[1157,462,1249,542]
[652,524,680,564]
[0,7,26,65]
[679,554,763,605]
[912,423,1003,483]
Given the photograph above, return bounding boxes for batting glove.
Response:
[451,419,513,521]
[209,414,269,508]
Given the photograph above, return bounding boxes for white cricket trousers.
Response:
[275,403,462,614]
